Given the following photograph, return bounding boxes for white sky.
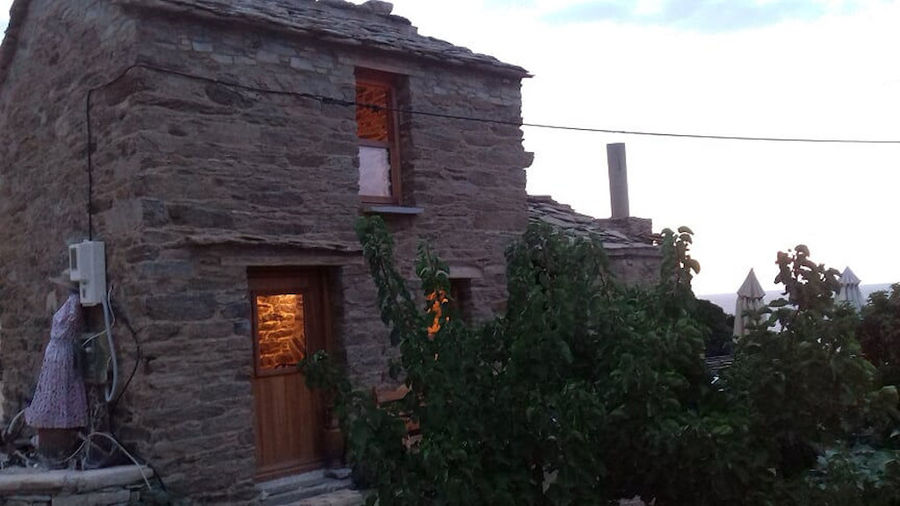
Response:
[372,0,900,295]
[3,0,899,294]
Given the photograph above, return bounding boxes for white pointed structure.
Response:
[835,267,864,311]
[734,269,766,338]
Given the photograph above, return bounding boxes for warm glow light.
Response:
[256,293,306,370]
[426,290,449,337]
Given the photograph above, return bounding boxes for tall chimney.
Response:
[607,143,629,218]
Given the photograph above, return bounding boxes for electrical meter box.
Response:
[68,241,106,306]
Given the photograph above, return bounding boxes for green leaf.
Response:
[559,340,574,364]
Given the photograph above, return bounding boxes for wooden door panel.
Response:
[250,269,330,479]
[253,373,321,475]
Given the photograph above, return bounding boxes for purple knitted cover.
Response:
[25,293,88,429]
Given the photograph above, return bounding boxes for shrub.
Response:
[301,220,900,505]
[858,284,900,386]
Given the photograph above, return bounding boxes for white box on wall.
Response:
[68,241,106,306]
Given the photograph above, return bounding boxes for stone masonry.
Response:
[0,0,138,425]
[1,0,531,503]
[0,465,154,506]
[528,196,662,286]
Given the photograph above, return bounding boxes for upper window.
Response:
[356,69,401,204]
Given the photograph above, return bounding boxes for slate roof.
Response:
[527,195,659,252]
[116,0,529,76]
[705,355,734,376]
[1,0,528,91]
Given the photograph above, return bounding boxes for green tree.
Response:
[301,221,900,505]
[858,284,900,386]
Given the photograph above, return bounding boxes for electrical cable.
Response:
[82,289,114,346]
[146,462,169,493]
[86,90,94,241]
[80,432,153,490]
[92,62,900,143]
[44,437,89,468]
[84,63,900,238]
[101,290,118,403]
[2,408,25,441]
[109,298,142,410]
[81,329,106,346]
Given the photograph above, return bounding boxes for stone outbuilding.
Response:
[0,0,658,503]
[527,195,661,286]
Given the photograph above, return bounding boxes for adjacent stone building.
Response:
[0,0,658,503]
[528,195,661,286]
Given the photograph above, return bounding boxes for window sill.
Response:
[361,205,424,216]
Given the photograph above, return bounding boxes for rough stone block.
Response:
[6,496,52,505]
[51,489,131,506]
[210,53,234,65]
[191,41,213,52]
[145,293,216,321]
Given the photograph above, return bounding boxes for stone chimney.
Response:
[607,143,629,219]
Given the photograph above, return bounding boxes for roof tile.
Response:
[527,195,659,251]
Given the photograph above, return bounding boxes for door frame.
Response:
[248,267,338,480]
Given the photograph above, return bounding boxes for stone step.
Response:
[259,469,331,497]
[258,469,355,506]
[295,488,365,506]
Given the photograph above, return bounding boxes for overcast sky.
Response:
[374,0,900,295]
[3,0,899,295]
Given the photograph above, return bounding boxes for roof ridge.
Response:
[527,194,658,249]
[114,0,529,77]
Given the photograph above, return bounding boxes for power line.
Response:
[82,62,900,249]
[99,63,900,144]
[516,123,900,144]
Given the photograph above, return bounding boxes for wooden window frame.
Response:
[248,268,333,379]
[356,68,402,205]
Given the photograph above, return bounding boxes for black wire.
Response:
[86,91,94,241]
[147,462,169,493]
[84,61,900,258]
[136,63,900,142]
[84,63,900,233]
[109,298,142,411]
[80,61,900,494]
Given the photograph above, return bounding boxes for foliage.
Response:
[692,298,733,356]
[858,284,900,386]
[300,219,900,505]
[799,445,900,506]
[656,226,700,314]
[725,245,877,481]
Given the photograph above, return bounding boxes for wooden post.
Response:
[607,143,630,218]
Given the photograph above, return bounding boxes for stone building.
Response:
[528,195,661,286]
[0,0,658,503]
[0,0,530,502]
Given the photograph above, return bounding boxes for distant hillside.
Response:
[702,283,894,315]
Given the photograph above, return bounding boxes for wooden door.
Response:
[250,269,332,480]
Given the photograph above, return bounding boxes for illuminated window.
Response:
[255,293,306,371]
[426,289,449,337]
[356,69,401,203]
[425,279,473,336]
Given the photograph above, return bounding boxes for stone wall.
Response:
[606,250,663,287]
[1,1,530,503]
[87,7,527,504]
[0,465,154,506]
[0,0,137,419]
